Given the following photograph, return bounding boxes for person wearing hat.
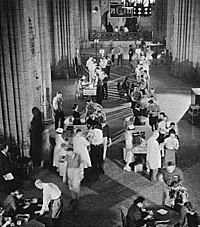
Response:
[158,161,184,206]
[53,128,66,171]
[123,124,135,172]
[62,146,84,210]
[35,179,63,227]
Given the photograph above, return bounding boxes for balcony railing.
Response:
[89,30,153,42]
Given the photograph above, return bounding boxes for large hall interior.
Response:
[1,0,200,226]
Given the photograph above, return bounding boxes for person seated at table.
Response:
[72,104,81,125]
[3,190,24,216]
[121,76,131,96]
[126,196,153,227]
[158,161,184,206]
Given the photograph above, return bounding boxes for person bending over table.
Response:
[3,190,24,217]
[34,179,63,227]
[126,196,153,227]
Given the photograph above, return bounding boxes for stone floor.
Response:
[21,62,200,226]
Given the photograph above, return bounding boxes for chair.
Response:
[188,104,200,124]
[120,209,127,227]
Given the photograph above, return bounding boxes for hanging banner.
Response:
[110,3,152,17]
[110,4,133,17]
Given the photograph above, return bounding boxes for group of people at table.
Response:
[121,49,200,226]
[75,56,111,104]
[52,99,111,210]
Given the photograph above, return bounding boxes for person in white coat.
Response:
[123,124,135,172]
[53,128,66,171]
[72,129,91,170]
[146,130,161,182]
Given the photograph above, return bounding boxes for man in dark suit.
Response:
[0,143,14,193]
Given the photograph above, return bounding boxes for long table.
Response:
[146,205,180,227]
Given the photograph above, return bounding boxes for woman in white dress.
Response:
[146,130,161,182]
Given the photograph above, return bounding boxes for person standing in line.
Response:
[147,100,160,131]
[117,45,123,66]
[106,22,113,32]
[35,179,63,227]
[52,92,65,130]
[162,129,179,167]
[96,76,104,105]
[128,45,134,63]
[111,48,115,66]
[62,146,84,209]
[72,104,81,125]
[72,129,91,170]
[146,130,161,182]
[105,56,111,79]
[88,123,104,174]
[101,119,112,161]
[0,144,15,193]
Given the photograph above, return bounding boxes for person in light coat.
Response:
[146,130,161,182]
[72,129,91,170]
[53,128,66,171]
[123,124,135,172]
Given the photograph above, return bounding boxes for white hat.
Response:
[81,75,86,80]
[128,124,135,130]
[56,128,63,134]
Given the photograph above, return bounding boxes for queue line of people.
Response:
[122,47,200,226]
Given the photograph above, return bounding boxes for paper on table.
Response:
[157,209,168,215]
[3,173,14,181]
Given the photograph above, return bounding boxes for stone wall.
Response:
[0,0,91,154]
[0,0,51,154]
[167,0,200,83]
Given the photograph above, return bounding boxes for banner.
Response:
[110,3,152,17]
[110,4,133,17]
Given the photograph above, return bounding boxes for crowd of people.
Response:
[0,40,199,227]
[121,45,200,226]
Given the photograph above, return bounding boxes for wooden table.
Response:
[146,205,180,227]
[83,87,96,97]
